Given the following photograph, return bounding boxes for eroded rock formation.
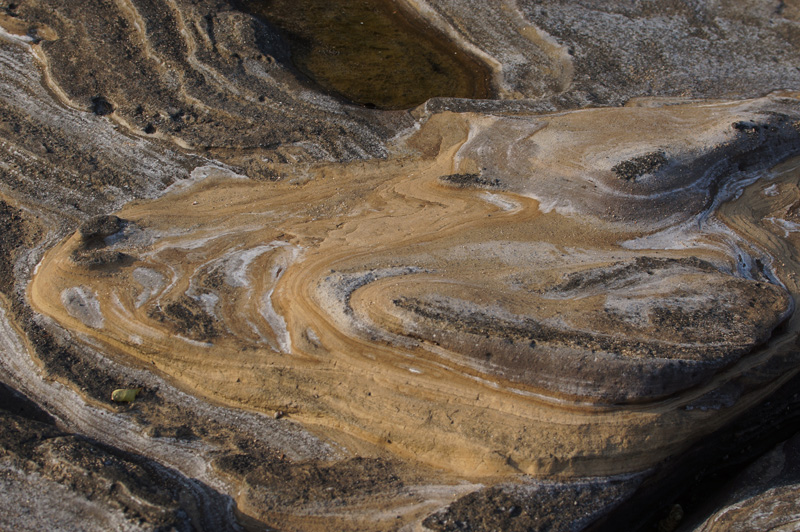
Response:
[1,0,800,530]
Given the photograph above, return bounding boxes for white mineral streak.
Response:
[162,164,247,196]
[221,243,286,288]
[60,286,104,329]
[258,245,302,353]
[767,217,800,237]
[481,191,520,212]
[132,267,166,308]
[195,292,220,316]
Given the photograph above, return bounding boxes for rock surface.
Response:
[1,0,800,531]
[687,433,800,531]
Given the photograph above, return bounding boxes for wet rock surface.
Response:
[0,1,800,531]
[240,0,493,109]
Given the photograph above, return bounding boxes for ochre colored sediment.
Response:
[4,0,800,529]
[29,100,800,479]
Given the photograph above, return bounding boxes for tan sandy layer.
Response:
[27,96,800,482]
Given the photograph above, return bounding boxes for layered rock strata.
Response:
[1,0,800,530]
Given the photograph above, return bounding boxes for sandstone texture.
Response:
[1,0,800,530]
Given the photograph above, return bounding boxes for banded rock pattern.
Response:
[28,99,800,479]
[1,0,800,531]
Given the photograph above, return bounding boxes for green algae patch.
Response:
[243,0,492,109]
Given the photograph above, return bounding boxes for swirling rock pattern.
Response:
[28,99,800,480]
[2,0,800,530]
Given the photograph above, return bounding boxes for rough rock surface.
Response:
[0,382,236,531]
[0,0,800,531]
[687,433,800,531]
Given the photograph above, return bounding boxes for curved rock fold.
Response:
[1,0,800,530]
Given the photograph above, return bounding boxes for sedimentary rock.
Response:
[1,0,800,530]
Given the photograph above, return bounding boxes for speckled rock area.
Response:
[1,1,800,531]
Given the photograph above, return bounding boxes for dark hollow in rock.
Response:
[241,0,493,109]
[612,151,668,181]
[440,173,502,188]
[90,96,114,116]
[78,214,124,242]
[733,120,761,133]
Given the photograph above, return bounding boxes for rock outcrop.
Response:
[1,0,800,530]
